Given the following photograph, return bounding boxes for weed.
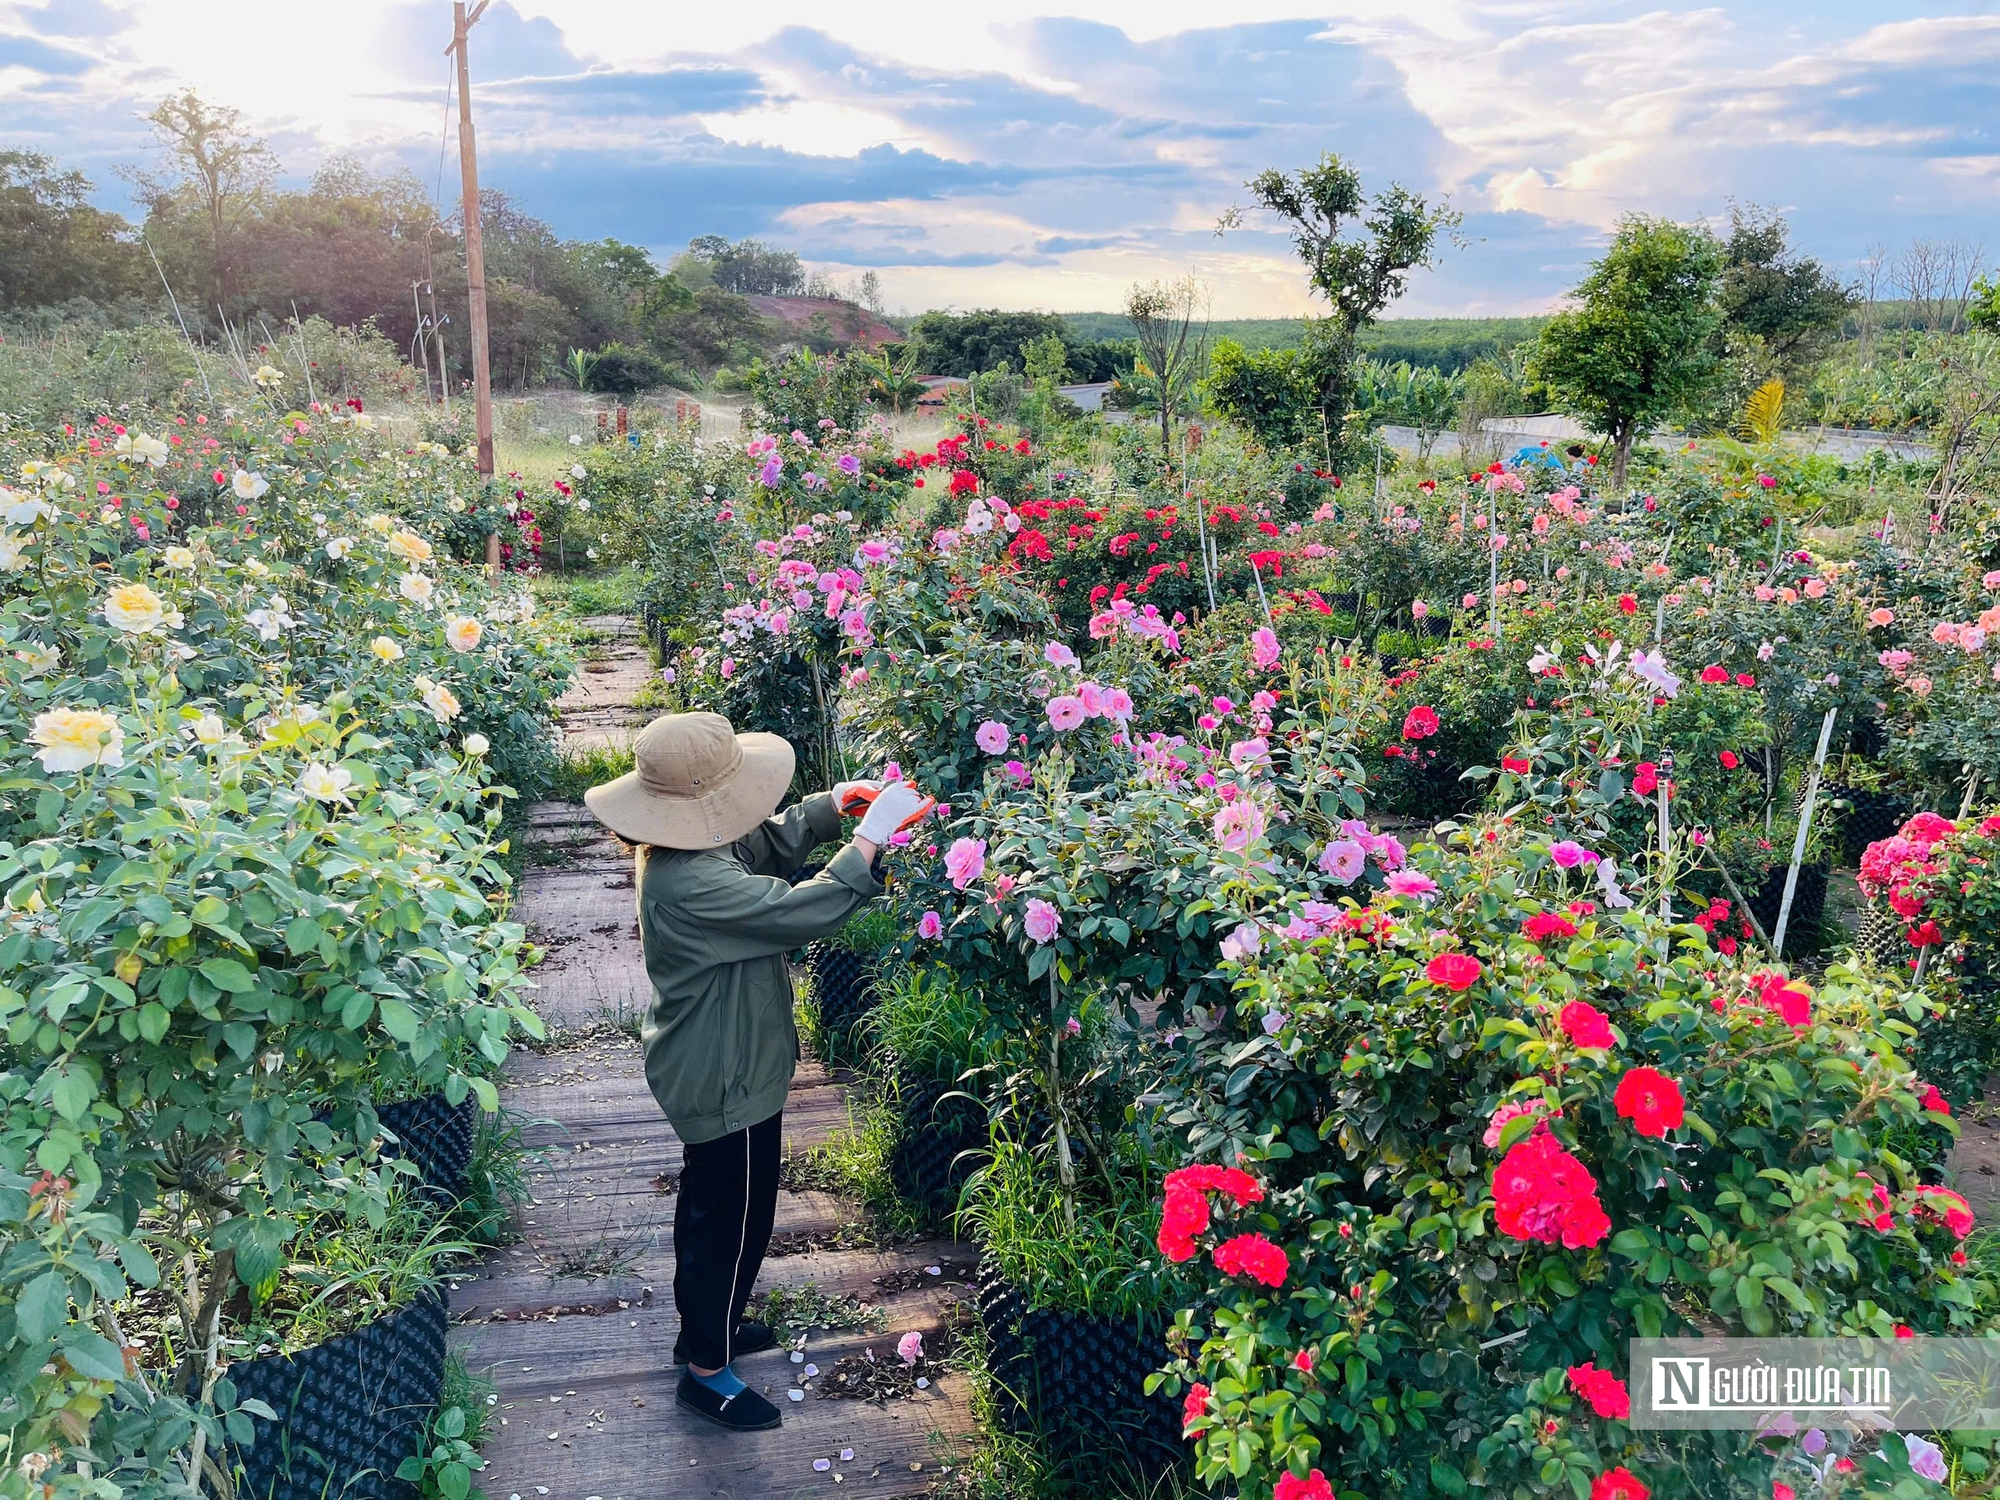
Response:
[396,1353,495,1500]
[542,744,636,803]
[746,1282,885,1343]
[449,1108,535,1248]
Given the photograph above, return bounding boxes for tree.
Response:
[858,343,925,413]
[1125,274,1210,459]
[1236,152,1458,452]
[687,236,804,296]
[0,151,146,310]
[587,341,669,394]
[908,309,1070,376]
[1716,203,1855,370]
[127,88,277,312]
[1530,215,1724,487]
[1206,338,1315,450]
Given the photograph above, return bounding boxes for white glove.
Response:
[856,782,931,844]
[832,778,883,815]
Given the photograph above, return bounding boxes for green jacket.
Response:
[636,792,881,1144]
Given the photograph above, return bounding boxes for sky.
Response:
[3,0,1998,318]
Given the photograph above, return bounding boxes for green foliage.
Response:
[747,348,868,432]
[1207,339,1317,451]
[1531,215,1725,483]
[584,341,669,395]
[0,394,560,1491]
[1159,820,1990,1498]
[394,1356,492,1500]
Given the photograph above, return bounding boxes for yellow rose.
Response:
[388,529,434,564]
[103,581,166,635]
[371,636,405,662]
[364,514,395,535]
[398,572,435,606]
[161,546,197,570]
[414,675,461,724]
[31,706,124,773]
[444,615,483,652]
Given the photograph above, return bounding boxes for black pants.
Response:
[674,1110,781,1370]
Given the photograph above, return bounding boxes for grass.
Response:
[782,1094,934,1243]
[541,743,635,803]
[235,1187,482,1356]
[530,563,648,621]
[450,1107,536,1248]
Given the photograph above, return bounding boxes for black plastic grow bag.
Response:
[976,1263,1183,1465]
[227,1288,447,1500]
[374,1093,476,1197]
[1830,786,1914,866]
[887,1074,986,1223]
[805,942,878,1044]
[1748,864,1828,942]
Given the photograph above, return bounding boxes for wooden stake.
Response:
[1773,706,1838,957]
[448,0,496,482]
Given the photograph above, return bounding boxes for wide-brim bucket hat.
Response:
[584,712,795,850]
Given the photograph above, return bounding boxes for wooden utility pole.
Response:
[447,0,500,570]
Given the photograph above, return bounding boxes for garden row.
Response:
[627,395,2000,1498]
[0,390,572,1499]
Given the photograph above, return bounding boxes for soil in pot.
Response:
[227,1288,447,1500]
[1830,786,1914,866]
[975,1263,1184,1471]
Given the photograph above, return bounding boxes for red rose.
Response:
[1922,1084,1952,1115]
[1566,1362,1632,1420]
[1211,1232,1289,1287]
[1591,1467,1650,1500]
[1700,664,1728,684]
[1273,1472,1333,1500]
[1631,761,1658,796]
[1502,755,1532,774]
[1616,594,1638,614]
[1613,1066,1686,1138]
[1894,1325,1913,1339]
[1735,673,1756,688]
[1523,912,1579,942]
[1719,750,1739,769]
[1402,705,1441,740]
[1491,1131,1610,1247]
[1559,1001,1615,1049]
[1182,1381,1210,1434]
[1426,953,1483,991]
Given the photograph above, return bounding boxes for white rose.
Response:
[462,733,490,756]
[399,572,435,606]
[232,470,270,501]
[298,763,354,804]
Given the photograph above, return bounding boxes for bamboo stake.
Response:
[1250,558,1274,625]
[1772,707,1838,957]
[143,237,212,403]
[1192,485,1218,612]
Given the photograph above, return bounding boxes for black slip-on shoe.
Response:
[675,1373,783,1432]
[673,1319,778,1364]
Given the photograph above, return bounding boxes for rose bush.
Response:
[0,402,562,1495]
[1155,821,1990,1499]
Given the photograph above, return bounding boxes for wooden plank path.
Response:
[455,624,975,1499]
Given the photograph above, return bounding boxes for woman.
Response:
[584,711,927,1432]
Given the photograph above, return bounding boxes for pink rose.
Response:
[1024,898,1060,944]
[1047,695,1087,731]
[975,719,1010,754]
[917,910,943,940]
[943,837,987,890]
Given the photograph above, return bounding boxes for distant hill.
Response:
[1059,314,1550,371]
[746,295,902,349]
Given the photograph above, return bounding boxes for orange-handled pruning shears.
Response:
[838,784,937,830]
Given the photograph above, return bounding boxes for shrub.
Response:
[1156,822,1990,1499]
